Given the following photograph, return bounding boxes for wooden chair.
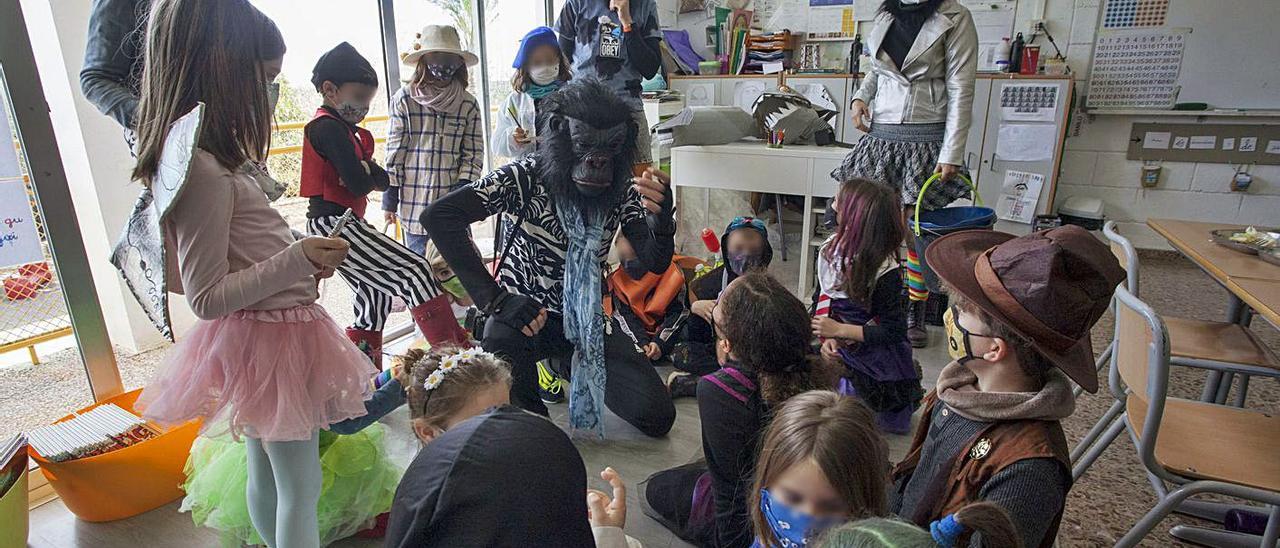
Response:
[1070,222,1280,481]
[1107,287,1280,547]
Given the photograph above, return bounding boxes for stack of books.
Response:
[27,404,160,462]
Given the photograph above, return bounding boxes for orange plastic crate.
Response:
[28,389,201,522]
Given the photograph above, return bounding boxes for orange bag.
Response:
[28,389,201,522]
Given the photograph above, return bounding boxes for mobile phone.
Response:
[328,208,356,238]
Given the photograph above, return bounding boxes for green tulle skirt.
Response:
[179,426,403,546]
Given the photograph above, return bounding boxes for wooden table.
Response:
[1147,219,1280,328]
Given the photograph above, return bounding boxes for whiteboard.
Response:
[1091,0,1280,110]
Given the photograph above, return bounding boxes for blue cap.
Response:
[513,26,560,69]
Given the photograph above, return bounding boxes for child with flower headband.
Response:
[400,346,512,442]
[817,502,1021,548]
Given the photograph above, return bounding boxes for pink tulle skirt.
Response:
[137,304,375,442]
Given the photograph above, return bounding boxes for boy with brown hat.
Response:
[890,225,1125,548]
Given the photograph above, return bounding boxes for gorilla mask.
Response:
[535,79,638,212]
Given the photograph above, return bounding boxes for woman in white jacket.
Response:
[490,26,572,160]
[831,0,978,348]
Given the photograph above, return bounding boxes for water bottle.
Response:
[995,37,1012,72]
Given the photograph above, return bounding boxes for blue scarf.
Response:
[555,199,609,438]
[526,81,561,99]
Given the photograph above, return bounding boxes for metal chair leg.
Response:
[1263,505,1279,548]
[1071,398,1124,462]
[1233,375,1251,408]
[1117,484,1208,548]
[1217,372,1236,403]
[1170,526,1277,548]
[1073,416,1126,481]
[1203,370,1225,401]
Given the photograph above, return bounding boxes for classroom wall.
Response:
[1038,0,1280,249]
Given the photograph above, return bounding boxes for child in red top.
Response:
[301,42,468,363]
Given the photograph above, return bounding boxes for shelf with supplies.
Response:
[1086,108,1280,118]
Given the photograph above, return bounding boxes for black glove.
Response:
[648,183,676,236]
[485,290,542,332]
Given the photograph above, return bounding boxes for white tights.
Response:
[245,432,322,548]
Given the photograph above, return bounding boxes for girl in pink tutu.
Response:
[129,1,374,546]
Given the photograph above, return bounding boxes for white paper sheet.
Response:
[996,170,1045,224]
[762,62,785,74]
[794,83,838,112]
[1172,136,1188,150]
[733,80,769,113]
[1143,131,1171,150]
[1239,137,1258,152]
[685,82,716,107]
[0,179,46,269]
[1189,136,1216,150]
[999,83,1059,122]
[996,123,1056,162]
[766,0,808,32]
[1087,28,1187,109]
[960,1,1016,72]
[1267,140,1280,155]
[1222,138,1236,151]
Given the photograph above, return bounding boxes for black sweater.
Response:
[304,106,390,218]
[697,368,766,548]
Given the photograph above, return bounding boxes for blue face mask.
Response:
[757,488,843,547]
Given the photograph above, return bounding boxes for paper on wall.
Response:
[1142,131,1171,149]
[1087,28,1187,109]
[1188,136,1216,150]
[1239,137,1258,152]
[0,179,46,269]
[996,170,1045,224]
[0,94,18,179]
[995,123,1056,162]
[960,1,1016,72]
[685,82,716,107]
[733,80,769,113]
[999,83,1059,122]
[766,0,808,32]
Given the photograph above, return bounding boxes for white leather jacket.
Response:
[853,0,978,166]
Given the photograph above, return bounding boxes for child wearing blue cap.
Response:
[491,26,572,160]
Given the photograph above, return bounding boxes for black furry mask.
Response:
[879,0,944,27]
[534,79,638,214]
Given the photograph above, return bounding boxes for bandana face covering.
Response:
[728,252,764,275]
[440,276,468,300]
[266,82,280,116]
[757,488,842,547]
[336,100,370,124]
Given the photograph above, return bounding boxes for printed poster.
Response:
[996,170,1045,225]
[0,178,44,269]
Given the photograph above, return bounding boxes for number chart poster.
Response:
[1087,28,1187,109]
[0,178,44,269]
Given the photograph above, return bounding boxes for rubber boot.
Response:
[876,405,914,435]
[906,299,929,348]
[411,295,471,348]
[345,328,383,369]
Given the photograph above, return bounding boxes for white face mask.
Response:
[528,65,560,86]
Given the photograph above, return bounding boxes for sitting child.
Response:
[671,216,773,396]
[386,391,639,547]
[819,503,1021,548]
[749,390,889,547]
[642,272,830,548]
[607,231,690,363]
[891,225,1124,548]
[810,179,922,434]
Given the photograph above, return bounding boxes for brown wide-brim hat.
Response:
[926,225,1126,393]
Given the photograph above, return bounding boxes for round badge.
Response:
[970,437,992,460]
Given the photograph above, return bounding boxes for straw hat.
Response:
[400,25,479,67]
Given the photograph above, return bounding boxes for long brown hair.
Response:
[750,391,889,548]
[718,273,833,403]
[400,347,512,431]
[131,0,285,185]
[815,502,1022,548]
[825,179,904,303]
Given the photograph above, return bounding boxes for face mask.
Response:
[822,202,838,230]
[427,63,461,81]
[944,305,990,364]
[265,82,280,116]
[728,252,764,275]
[440,276,468,300]
[529,64,560,86]
[335,100,370,124]
[622,258,648,280]
[758,489,843,547]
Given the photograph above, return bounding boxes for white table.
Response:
[670,140,851,297]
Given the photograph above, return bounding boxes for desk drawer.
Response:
[811,156,844,197]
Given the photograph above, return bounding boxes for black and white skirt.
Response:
[831,122,971,210]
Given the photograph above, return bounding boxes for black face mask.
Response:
[622,258,648,280]
[822,202,838,230]
[427,63,461,81]
[728,252,765,275]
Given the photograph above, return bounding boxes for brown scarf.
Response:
[411,79,466,113]
[934,360,1075,422]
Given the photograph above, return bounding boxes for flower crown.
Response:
[421,347,495,392]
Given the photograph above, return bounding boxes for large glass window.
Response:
[483,0,551,165]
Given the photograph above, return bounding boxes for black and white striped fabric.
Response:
[306,215,441,331]
[473,158,647,315]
